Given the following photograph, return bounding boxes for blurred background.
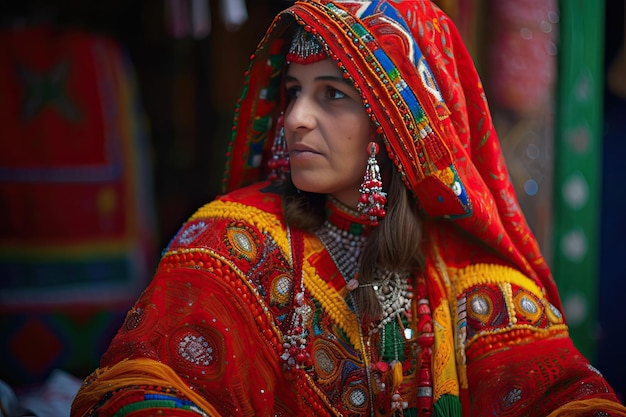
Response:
[0,0,624,409]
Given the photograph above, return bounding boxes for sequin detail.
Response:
[178,334,214,366]
[503,387,523,408]
[519,295,537,314]
[270,275,293,307]
[349,388,367,407]
[470,294,490,316]
[315,348,335,375]
[227,226,258,261]
[177,221,207,246]
[125,307,144,331]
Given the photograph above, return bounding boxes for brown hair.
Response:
[280,165,423,321]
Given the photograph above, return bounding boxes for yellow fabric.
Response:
[72,358,222,417]
[546,398,626,417]
[451,263,545,300]
[428,242,464,398]
[432,299,461,400]
[303,237,362,354]
[450,262,569,350]
[191,200,291,257]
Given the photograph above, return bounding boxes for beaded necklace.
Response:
[314,201,367,284]
[284,196,434,415]
[315,198,413,329]
[314,197,376,415]
[314,197,419,414]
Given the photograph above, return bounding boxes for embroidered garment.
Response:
[72,1,626,416]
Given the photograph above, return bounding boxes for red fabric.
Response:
[0,25,156,388]
[223,0,560,311]
[0,26,129,244]
[100,268,294,415]
[468,337,621,416]
[72,183,626,416]
[70,1,626,416]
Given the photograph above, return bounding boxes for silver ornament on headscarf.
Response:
[286,26,327,64]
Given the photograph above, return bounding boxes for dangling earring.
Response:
[268,114,289,181]
[358,141,387,227]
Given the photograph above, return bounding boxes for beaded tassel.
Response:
[390,360,406,411]
[415,278,434,415]
[268,114,289,181]
[280,227,313,372]
[280,290,313,371]
[358,142,387,227]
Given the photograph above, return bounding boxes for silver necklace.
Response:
[368,268,412,329]
[314,220,366,282]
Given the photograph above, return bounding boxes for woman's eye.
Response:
[326,87,347,100]
[286,85,300,99]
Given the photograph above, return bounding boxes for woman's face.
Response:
[284,59,371,209]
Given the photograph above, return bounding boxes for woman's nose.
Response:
[284,96,315,131]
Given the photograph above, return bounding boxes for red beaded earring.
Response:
[268,114,289,181]
[358,141,387,226]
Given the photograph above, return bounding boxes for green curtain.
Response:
[553,0,605,361]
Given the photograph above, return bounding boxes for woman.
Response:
[71,1,626,416]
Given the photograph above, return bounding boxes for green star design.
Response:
[18,59,82,123]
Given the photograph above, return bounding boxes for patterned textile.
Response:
[71,1,626,416]
[224,0,558,304]
[0,25,156,385]
[72,183,624,416]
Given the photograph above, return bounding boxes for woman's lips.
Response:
[289,144,321,158]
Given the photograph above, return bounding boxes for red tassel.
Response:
[358,142,387,227]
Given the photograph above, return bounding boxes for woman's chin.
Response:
[290,178,322,194]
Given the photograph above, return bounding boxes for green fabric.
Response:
[114,400,194,416]
[381,320,406,362]
[553,0,605,361]
[433,393,463,417]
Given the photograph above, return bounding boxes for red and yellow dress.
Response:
[73,0,626,415]
[71,182,624,417]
